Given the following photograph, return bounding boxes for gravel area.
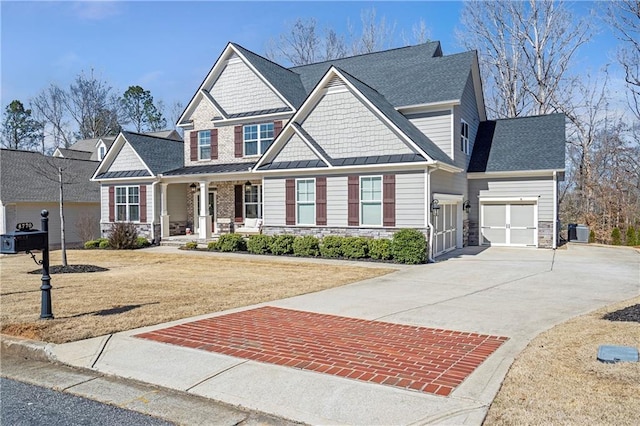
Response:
[602,304,640,323]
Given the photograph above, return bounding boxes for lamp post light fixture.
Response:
[463,200,471,214]
[431,199,440,217]
[244,180,253,187]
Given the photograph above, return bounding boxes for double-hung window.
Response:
[198,130,211,160]
[460,120,470,155]
[115,186,140,222]
[98,145,106,161]
[244,184,262,219]
[244,123,274,156]
[360,176,382,226]
[296,179,315,225]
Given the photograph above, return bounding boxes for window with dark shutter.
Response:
[210,129,218,160]
[234,185,244,222]
[108,186,115,222]
[286,179,296,225]
[348,176,359,226]
[316,177,327,226]
[190,131,198,161]
[383,174,395,227]
[139,185,147,223]
[234,126,243,158]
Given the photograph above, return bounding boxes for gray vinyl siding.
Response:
[263,178,286,226]
[468,177,555,223]
[431,169,467,197]
[301,89,415,158]
[273,133,319,163]
[396,172,425,227]
[100,183,154,223]
[210,58,286,115]
[407,110,453,160]
[455,72,480,169]
[167,184,187,221]
[100,185,110,222]
[326,176,347,227]
[107,143,147,172]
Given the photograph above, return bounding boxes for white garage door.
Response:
[434,203,457,256]
[481,202,537,247]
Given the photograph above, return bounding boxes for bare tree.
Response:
[350,8,396,54]
[64,69,121,139]
[606,0,640,119]
[266,18,321,66]
[458,0,592,118]
[31,84,72,149]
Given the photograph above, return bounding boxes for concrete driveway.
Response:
[53,244,639,425]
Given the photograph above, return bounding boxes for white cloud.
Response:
[138,70,164,87]
[72,1,122,21]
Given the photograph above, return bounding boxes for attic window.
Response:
[461,120,470,155]
[98,145,106,161]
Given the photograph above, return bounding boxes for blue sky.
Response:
[0,1,622,122]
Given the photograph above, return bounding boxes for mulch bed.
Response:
[603,304,640,323]
[28,265,109,275]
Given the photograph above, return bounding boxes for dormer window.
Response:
[460,120,470,155]
[98,145,106,161]
[244,123,273,156]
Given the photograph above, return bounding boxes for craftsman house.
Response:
[92,41,565,258]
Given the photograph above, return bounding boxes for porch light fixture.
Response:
[189,183,197,193]
[431,199,440,216]
[463,200,471,214]
[244,180,252,187]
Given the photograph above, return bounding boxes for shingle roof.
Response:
[164,162,256,176]
[0,149,99,203]
[468,114,566,173]
[56,148,94,161]
[143,130,183,141]
[289,42,474,108]
[120,131,184,175]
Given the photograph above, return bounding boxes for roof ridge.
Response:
[487,112,565,122]
[231,42,302,77]
[122,130,184,143]
[289,41,441,70]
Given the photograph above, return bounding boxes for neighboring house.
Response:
[54,136,117,162]
[0,149,101,247]
[92,41,565,257]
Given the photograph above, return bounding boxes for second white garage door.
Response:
[481,202,537,247]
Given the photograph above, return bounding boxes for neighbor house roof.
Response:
[468,114,566,173]
[68,136,116,152]
[0,149,99,203]
[54,148,93,161]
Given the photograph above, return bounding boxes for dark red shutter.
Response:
[274,121,283,138]
[210,129,218,160]
[316,177,326,226]
[234,126,243,158]
[286,179,296,225]
[348,176,359,226]
[190,131,198,161]
[234,185,244,222]
[108,186,115,222]
[383,174,396,227]
[139,185,147,223]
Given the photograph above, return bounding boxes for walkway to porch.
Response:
[159,235,220,247]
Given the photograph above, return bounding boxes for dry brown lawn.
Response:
[0,249,394,344]
[485,295,640,425]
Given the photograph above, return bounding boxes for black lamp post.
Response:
[40,210,53,319]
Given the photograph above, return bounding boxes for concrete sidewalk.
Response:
[33,245,640,424]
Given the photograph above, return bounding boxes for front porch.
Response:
[159,178,262,240]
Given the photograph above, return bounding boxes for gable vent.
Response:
[326,76,346,89]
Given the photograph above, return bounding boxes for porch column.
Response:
[160,183,169,238]
[198,181,211,239]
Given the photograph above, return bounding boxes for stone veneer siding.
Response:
[468,220,554,248]
[263,226,430,241]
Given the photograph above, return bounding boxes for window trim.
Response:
[359,175,383,227]
[198,130,211,160]
[98,144,106,161]
[461,120,470,155]
[295,178,316,225]
[244,184,263,219]
[115,185,140,222]
[243,123,274,157]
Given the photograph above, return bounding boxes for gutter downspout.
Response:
[552,171,557,249]
[426,168,435,263]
